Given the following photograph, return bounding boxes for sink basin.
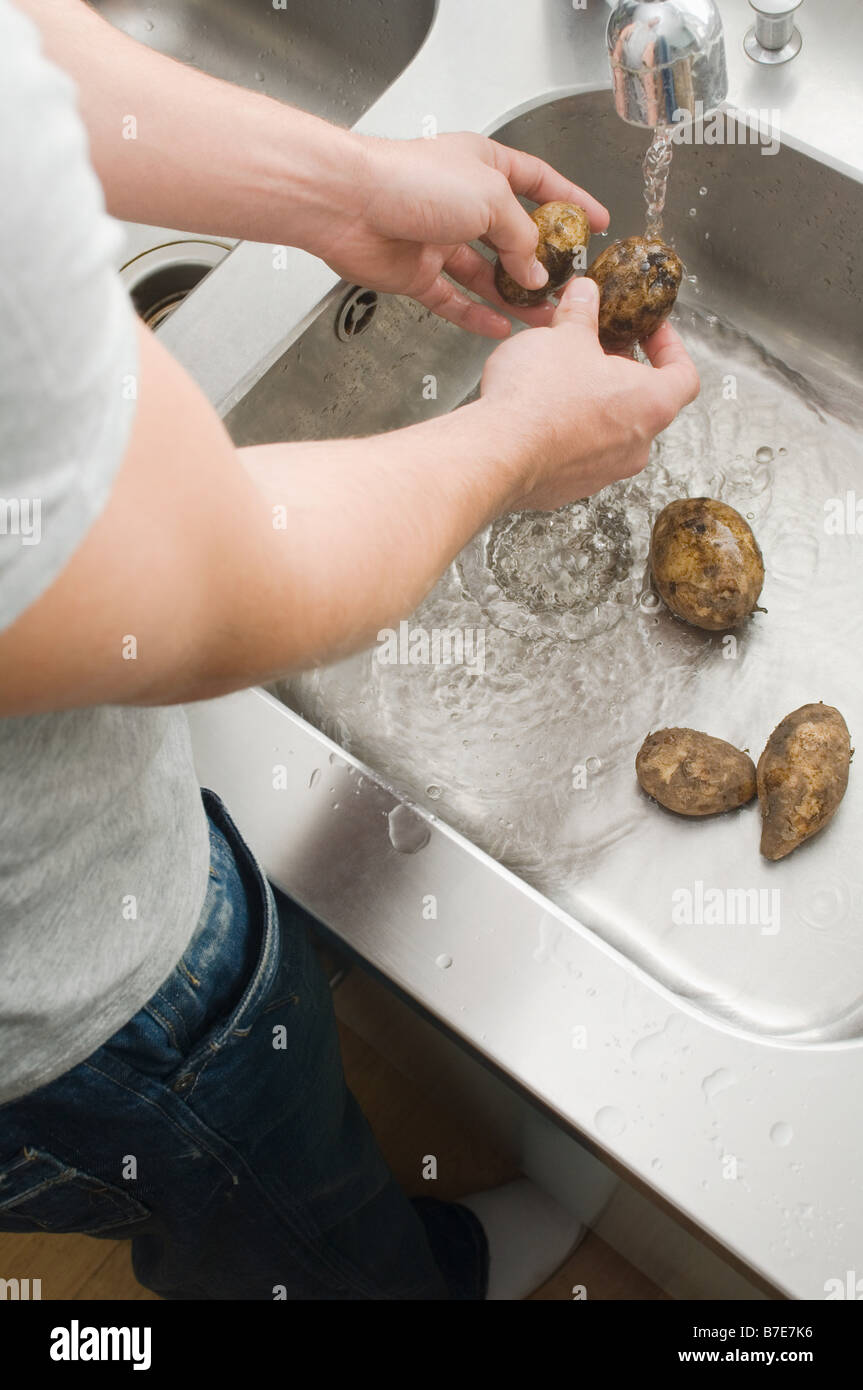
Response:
[225,90,863,1044]
[91,0,435,124]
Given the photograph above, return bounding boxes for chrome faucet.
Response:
[606,0,728,129]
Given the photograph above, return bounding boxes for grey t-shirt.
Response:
[0,1,210,1103]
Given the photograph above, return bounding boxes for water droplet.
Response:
[435,953,452,970]
[585,755,602,774]
[770,1122,793,1148]
[650,1157,662,1170]
[687,273,698,286]
[254,70,265,82]
[702,1067,737,1101]
[143,18,154,30]
[631,1014,686,1066]
[426,784,442,800]
[308,769,321,789]
[595,1106,627,1139]
[704,231,711,240]
[778,446,787,456]
[639,589,661,611]
[699,186,708,196]
[688,207,697,217]
[387,802,431,854]
[755,445,774,464]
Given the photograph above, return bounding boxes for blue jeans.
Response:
[0,790,488,1299]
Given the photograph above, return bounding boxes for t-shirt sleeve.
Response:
[0,0,138,634]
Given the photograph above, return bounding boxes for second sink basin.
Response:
[90,0,435,124]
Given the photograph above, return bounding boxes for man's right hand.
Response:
[480,275,700,514]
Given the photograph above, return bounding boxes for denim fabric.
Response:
[0,789,488,1300]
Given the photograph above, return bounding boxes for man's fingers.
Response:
[641,319,691,371]
[642,321,701,409]
[443,244,557,328]
[481,142,609,295]
[415,273,512,339]
[490,143,610,233]
[551,274,600,335]
[485,180,549,292]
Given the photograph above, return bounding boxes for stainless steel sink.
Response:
[225,89,863,1044]
[91,0,435,122]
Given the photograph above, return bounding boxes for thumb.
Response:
[552,274,599,335]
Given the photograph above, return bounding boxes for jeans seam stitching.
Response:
[144,999,184,1053]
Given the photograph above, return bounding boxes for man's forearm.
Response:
[18,0,366,247]
[0,321,528,716]
[233,401,525,686]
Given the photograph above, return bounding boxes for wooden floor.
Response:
[0,968,664,1301]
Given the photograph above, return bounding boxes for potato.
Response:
[494,201,591,307]
[636,727,757,817]
[649,497,765,631]
[757,703,851,860]
[585,236,683,353]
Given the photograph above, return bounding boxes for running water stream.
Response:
[642,125,675,237]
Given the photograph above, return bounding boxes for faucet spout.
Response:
[606,0,728,129]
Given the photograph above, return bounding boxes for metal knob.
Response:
[607,0,728,130]
[744,0,803,65]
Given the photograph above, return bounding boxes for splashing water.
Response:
[643,126,675,237]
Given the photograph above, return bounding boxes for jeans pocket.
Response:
[107,790,283,1093]
[0,1147,149,1236]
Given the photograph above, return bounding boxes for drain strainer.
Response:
[119,240,230,330]
[335,286,379,342]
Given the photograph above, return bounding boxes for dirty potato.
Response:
[757,703,851,860]
[636,727,757,817]
[649,498,765,632]
[494,201,591,307]
[585,236,683,353]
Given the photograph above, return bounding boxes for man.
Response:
[0,0,698,1299]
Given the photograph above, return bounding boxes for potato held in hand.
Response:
[650,498,765,631]
[636,727,757,817]
[494,201,591,308]
[757,703,851,860]
[585,236,682,353]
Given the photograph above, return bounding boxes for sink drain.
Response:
[488,502,633,615]
[119,240,230,330]
[335,286,378,342]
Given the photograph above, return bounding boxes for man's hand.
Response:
[310,133,609,338]
[481,275,700,510]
